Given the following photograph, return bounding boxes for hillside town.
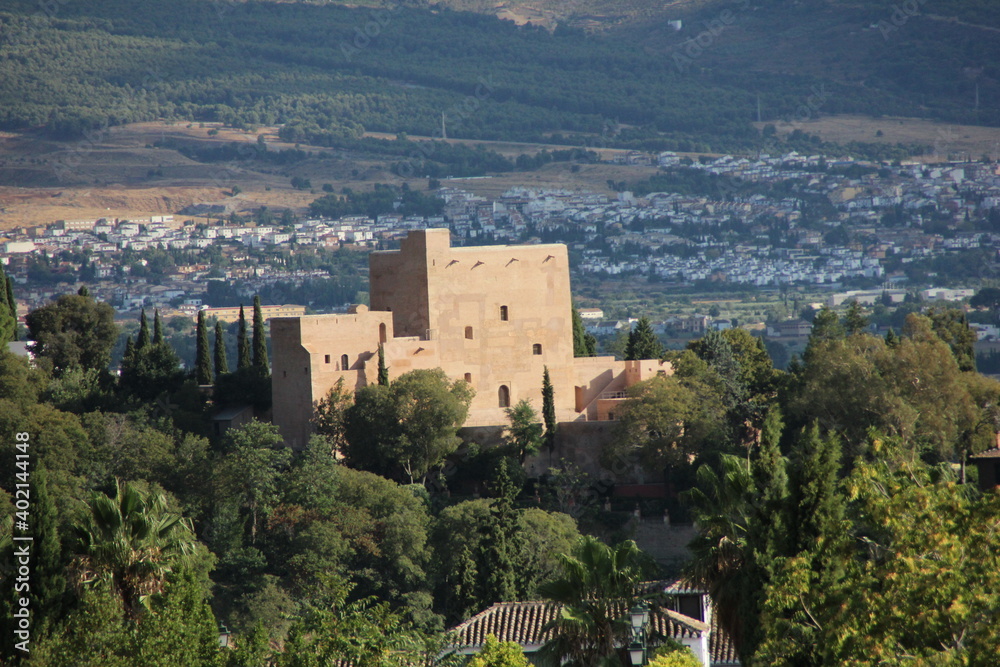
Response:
[3,151,998,324]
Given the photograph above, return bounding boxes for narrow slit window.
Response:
[500,305,509,321]
[465,326,474,340]
[325,354,331,364]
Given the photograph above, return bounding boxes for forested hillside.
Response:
[0,0,997,155]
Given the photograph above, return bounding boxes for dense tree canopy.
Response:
[26,292,118,374]
[344,369,473,484]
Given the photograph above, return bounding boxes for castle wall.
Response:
[271,229,671,449]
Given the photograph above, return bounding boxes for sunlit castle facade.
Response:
[271,229,669,448]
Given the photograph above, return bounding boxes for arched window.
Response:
[464,372,472,383]
[499,305,509,321]
[379,323,387,344]
[341,354,350,370]
[532,343,542,355]
[465,326,474,340]
[498,385,510,408]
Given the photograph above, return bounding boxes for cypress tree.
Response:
[237,305,251,370]
[153,309,164,345]
[137,308,151,350]
[121,336,135,379]
[252,295,269,373]
[214,321,229,379]
[624,316,662,361]
[542,366,556,455]
[481,459,522,604]
[377,343,389,386]
[195,310,212,385]
[791,424,846,554]
[5,275,16,341]
[842,300,868,336]
[572,307,596,357]
[32,466,67,625]
[885,327,899,348]
[77,285,89,297]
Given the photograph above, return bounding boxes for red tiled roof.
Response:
[449,599,740,665]
[970,447,1000,460]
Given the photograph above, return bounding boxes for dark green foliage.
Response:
[343,369,473,484]
[377,344,389,387]
[0,267,15,344]
[571,307,596,357]
[237,306,251,371]
[32,465,68,628]
[504,399,543,463]
[195,311,212,385]
[214,321,229,379]
[541,367,556,456]
[252,296,269,374]
[842,300,868,336]
[153,309,165,346]
[928,307,977,372]
[26,292,118,374]
[137,308,151,350]
[120,333,184,402]
[624,316,662,361]
[309,184,444,219]
[481,460,521,605]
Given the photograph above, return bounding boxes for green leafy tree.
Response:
[218,421,291,545]
[72,480,198,619]
[252,295,269,373]
[237,306,251,370]
[572,307,596,357]
[468,635,530,667]
[504,399,543,463]
[803,306,843,361]
[604,373,726,473]
[624,317,662,361]
[26,292,118,373]
[311,377,353,456]
[343,368,473,484]
[928,307,977,372]
[278,577,429,667]
[214,321,229,379]
[196,310,212,385]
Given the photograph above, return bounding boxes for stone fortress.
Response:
[271,228,670,449]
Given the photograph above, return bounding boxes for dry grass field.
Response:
[2,112,999,232]
[757,114,1000,162]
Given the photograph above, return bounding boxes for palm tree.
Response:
[537,537,651,666]
[684,444,792,665]
[72,480,197,619]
